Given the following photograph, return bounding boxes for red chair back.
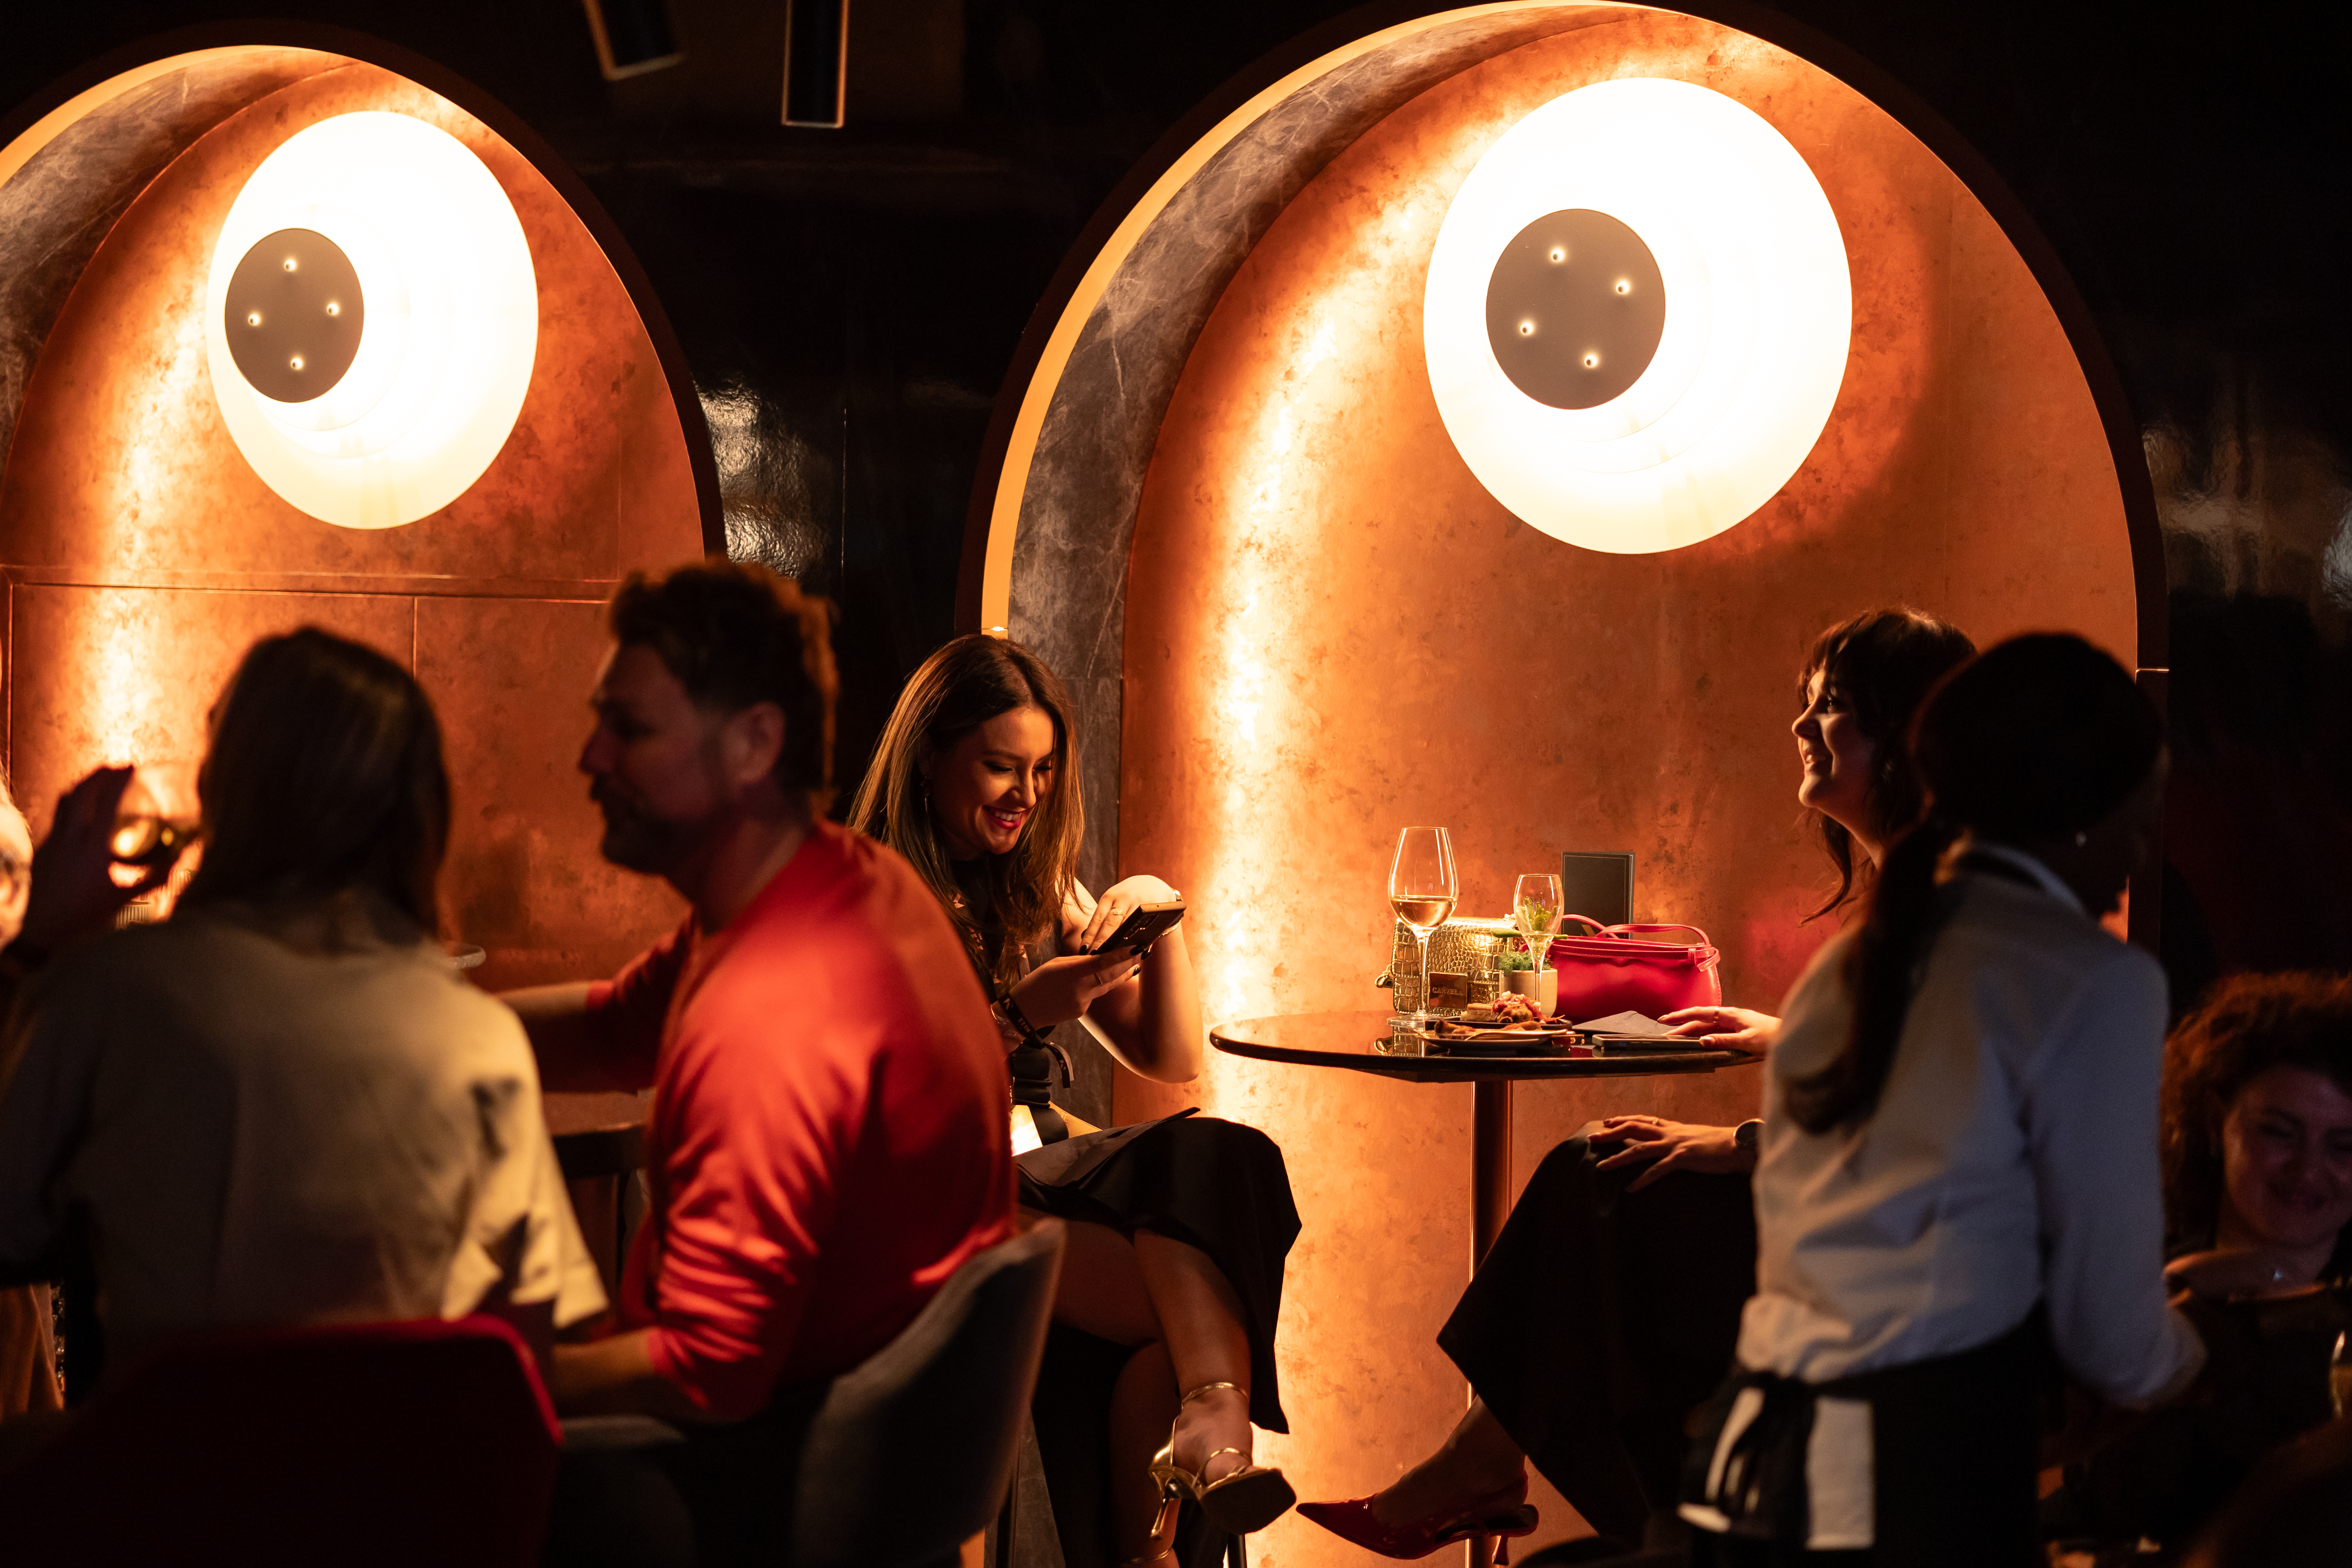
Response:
[0,1315,561,1567]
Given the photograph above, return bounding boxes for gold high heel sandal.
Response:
[1148,1382,1297,1537]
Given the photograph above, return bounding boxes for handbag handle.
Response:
[1550,922,1720,966]
[1556,920,1714,947]
[1603,922,1714,948]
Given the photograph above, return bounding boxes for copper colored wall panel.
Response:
[0,51,703,990]
[0,61,696,583]
[7,583,413,829]
[1115,13,2134,1555]
[415,595,684,991]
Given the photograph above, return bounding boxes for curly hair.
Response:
[607,559,838,813]
[2161,971,2352,1249]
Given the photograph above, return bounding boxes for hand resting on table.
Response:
[1659,1005,1781,1055]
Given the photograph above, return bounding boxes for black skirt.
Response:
[1015,1112,1300,1568]
[1437,1126,1757,1548]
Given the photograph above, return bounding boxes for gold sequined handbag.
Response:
[1377,917,1528,1012]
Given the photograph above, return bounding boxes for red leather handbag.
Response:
[1545,920,1722,1026]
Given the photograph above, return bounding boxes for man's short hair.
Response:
[609,559,838,810]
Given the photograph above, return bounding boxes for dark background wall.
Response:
[7,0,2347,1008]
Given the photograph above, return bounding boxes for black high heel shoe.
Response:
[1147,1381,1297,1537]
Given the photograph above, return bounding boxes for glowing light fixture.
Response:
[1423,79,1850,554]
[204,111,538,529]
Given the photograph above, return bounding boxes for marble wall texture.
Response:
[0,50,710,988]
[1090,11,2139,1561]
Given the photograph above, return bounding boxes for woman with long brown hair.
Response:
[1303,606,1975,1560]
[850,633,1300,1568]
[0,628,603,1380]
[1684,632,2203,1566]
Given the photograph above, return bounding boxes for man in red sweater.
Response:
[507,560,1012,1429]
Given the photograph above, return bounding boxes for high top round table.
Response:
[1212,1013,1750,1566]
[1209,1012,1750,1280]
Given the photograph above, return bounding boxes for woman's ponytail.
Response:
[1786,814,1959,1132]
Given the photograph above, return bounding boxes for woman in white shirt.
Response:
[1685,632,2205,1566]
[0,628,603,1383]
[1301,607,1974,1558]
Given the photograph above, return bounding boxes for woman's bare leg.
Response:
[1035,1215,1270,1553]
[1369,1399,1526,1523]
[1045,1216,1161,1343]
[1132,1231,1257,1482]
[1110,1341,1181,1559]
[1042,1217,1176,1560]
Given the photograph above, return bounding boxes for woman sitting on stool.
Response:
[1302,607,1974,1558]
[850,633,1299,1568]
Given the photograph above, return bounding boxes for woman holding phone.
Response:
[850,633,1299,1568]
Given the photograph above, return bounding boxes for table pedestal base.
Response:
[1467,1080,1513,1568]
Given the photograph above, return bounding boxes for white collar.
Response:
[1955,837,2085,918]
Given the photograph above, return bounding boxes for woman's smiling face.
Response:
[1791,666,1878,838]
[926,703,1057,859]
[2219,1063,2352,1254]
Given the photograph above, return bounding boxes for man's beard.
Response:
[594,789,708,876]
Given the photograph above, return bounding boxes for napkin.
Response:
[1570,1009,1673,1036]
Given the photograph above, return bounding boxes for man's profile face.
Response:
[579,643,732,876]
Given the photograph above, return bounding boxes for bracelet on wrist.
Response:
[996,989,1048,1046]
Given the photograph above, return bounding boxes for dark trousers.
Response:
[1437,1127,1758,1547]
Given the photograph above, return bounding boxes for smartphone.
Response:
[1088,898,1185,956]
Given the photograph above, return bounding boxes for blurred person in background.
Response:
[0,784,53,1420]
[0,629,603,1393]
[2044,971,2352,1558]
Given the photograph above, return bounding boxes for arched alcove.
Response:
[0,31,719,986]
[969,3,2160,1555]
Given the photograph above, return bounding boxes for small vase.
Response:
[1502,967,1557,1017]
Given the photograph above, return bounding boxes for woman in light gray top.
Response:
[1687,634,2204,1567]
[0,629,603,1383]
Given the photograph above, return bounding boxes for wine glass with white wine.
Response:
[1512,872,1562,1003]
[1389,826,1459,1022]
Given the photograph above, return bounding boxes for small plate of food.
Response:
[1433,995,1571,1053]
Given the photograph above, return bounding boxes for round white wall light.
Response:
[204,111,537,530]
[1423,78,1849,554]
